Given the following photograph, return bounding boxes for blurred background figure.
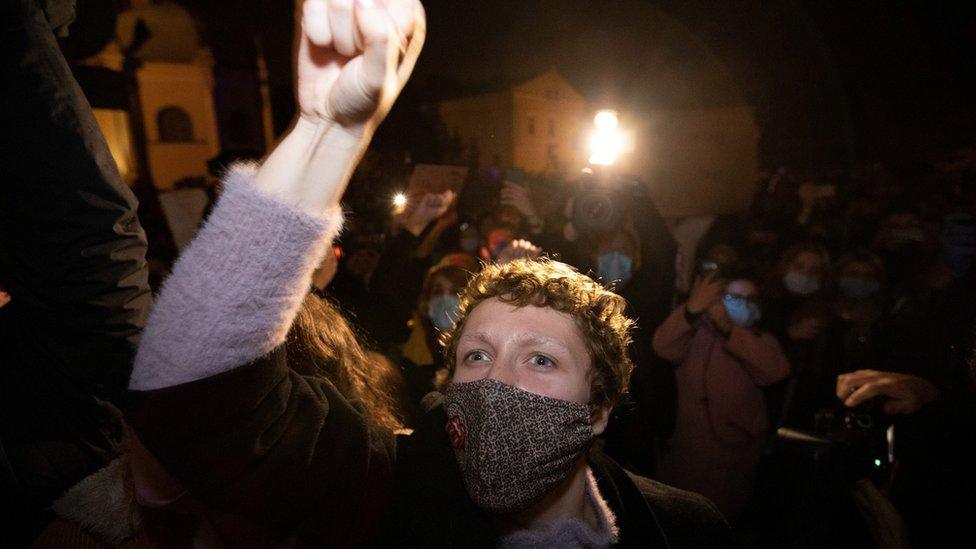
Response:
[398,255,478,421]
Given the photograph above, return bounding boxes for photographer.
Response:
[835,346,976,548]
[549,173,679,474]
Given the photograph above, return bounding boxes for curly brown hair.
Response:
[439,258,635,410]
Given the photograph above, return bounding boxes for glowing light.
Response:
[873,459,882,467]
[588,110,626,166]
[593,110,619,131]
[392,192,408,214]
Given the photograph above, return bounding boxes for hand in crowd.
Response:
[496,239,542,264]
[686,272,725,315]
[788,317,823,341]
[836,369,941,415]
[254,0,425,214]
[500,181,539,220]
[297,0,423,129]
[400,189,455,236]
[709,306,734,334]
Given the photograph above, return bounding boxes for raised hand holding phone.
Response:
[686,272,725,316]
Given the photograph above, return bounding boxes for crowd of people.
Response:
[321,138,976,547]
[3,0,975,547]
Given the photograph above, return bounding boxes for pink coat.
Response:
[652,305,790,519]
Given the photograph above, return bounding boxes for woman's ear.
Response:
[591,405,611,436]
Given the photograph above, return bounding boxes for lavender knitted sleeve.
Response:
[129,165,343,391]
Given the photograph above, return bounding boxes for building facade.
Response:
[438,69,589,174]
[83,0,220,191]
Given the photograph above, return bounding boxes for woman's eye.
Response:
[530,355,554,368]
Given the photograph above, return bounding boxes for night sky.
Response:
[170,0,976,167]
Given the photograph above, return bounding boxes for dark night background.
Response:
[161,0,976,169]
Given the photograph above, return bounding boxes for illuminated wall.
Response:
[91,108,136,183]
[438,70,589,174]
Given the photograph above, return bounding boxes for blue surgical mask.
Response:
[838,276,881,299]
[427,294,461,331]
[596,252,633,287]
[723,295,761,327]
[783,271,820,296]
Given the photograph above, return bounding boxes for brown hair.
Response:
[288,294,405,431]
[439,258,634,410]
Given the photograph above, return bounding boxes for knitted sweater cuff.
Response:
[129,164,343,390]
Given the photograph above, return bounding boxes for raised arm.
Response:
[653,274,724,363]
[129,0,425,391]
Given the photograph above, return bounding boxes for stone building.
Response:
[81,0,220,191]
[438,69,590,174]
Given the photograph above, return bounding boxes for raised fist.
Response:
[296,0,424,130]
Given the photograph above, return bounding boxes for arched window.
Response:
[157,106,193,142]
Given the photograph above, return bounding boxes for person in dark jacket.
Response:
[92,2,733,546]
[1,0,151,541]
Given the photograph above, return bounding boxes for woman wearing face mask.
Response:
[780,252,889,435]
[398,257,474,416]
[588,206,680,479]
[762,244,835,430]
[652,272,790,521]
[828,253,886,375]
[763,243,831,344]
[104,3,731,546]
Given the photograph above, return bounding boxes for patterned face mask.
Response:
[443,379,594,513]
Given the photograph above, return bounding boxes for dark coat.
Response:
[1,0,151,540]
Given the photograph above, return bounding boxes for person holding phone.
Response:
[652,271,790,520]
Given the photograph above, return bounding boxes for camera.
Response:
[776,399,892,483]
[571,170,643,236]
